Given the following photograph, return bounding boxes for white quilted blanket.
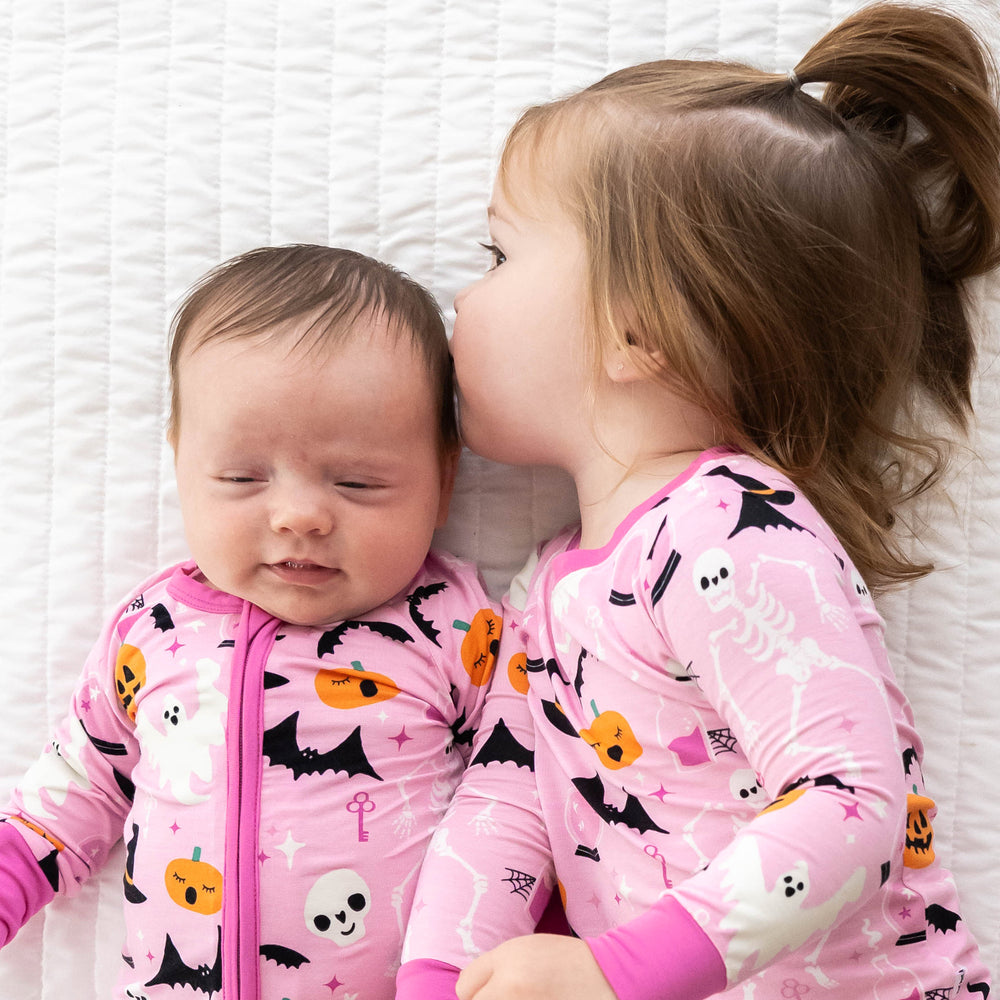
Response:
[0,0,996,995]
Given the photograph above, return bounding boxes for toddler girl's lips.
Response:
[268,561,339,585]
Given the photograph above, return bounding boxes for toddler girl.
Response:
[0,244,501,999]
[399,4,999,999]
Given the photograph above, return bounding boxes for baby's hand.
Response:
[456,934,618,1000]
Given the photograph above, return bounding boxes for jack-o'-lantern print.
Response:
[455,609,500,687]
[315,660,401,709]
[115,644,147,721]
[904,793,935,869]
[507,652,530,695]
[165,847,223,914]
[579,703,642,770]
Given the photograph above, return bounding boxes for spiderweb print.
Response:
[502,869,537,900]
[708,728,738,755]
[925,989,954,1000]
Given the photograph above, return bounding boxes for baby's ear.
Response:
[435,445,461,528]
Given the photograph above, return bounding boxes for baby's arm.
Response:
[0,589,145,946]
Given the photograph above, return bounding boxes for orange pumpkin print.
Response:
[454,609,500,687]
[507,652,530,694]
[579,707,642,770]
[904,793,936,869]
[115,644,147,721]
[165,847,223,915]
[315,660,401,709]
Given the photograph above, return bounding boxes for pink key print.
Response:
[347,791,376,842]
[645,842,672,888]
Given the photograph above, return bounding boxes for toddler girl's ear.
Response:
[435,445,461,529]
[603,334,663,384]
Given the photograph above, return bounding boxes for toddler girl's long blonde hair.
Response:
[499,2,1000,590]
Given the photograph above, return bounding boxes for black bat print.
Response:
[260,943,310,968]
[145,926,221,995]
[925,902,961,934]
[406,581,449,645]
[471,719,535,771]
[572,774,668,835]
[149,604,175,632]
[262,712,382,781]
[317,619,414,658]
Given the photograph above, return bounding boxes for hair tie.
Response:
[787,69,801,90]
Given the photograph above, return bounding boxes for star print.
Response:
[325,976,344,993]
[650,784,671,802]
[80,697,91,712]
[169,821,180,834]
[377,709,389,723]
[147,951,154,962]
[258,851,270,864]
[717,499,729,510]
[838,716,858,734]
[842,802,861,821]
[276,831,305,868]
[588,892,602,909]
[899,906,912,919]
[614,893,622,905]
[390,727,413,749]
[167,639,185,656]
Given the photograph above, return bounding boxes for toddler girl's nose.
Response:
[453,283,471,313]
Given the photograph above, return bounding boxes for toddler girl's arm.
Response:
[399,582,556,999]
[586,519,907,1000]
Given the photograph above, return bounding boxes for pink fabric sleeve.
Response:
[396,958,461,999]
[0,821,56,947]
[586,895,727,1000]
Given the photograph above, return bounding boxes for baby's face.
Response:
[171,319,454,626]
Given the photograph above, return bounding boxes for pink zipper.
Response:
[223,602,280,1000]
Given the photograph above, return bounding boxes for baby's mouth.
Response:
[268,561,338,583]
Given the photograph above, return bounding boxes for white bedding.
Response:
[0,0,996,994]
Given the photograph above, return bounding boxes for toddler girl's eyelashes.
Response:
[478,242,506,269]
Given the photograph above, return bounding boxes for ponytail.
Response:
[795,3,1000,425]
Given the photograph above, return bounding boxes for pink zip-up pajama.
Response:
[0,550,500,999]
[400,450,990,1000]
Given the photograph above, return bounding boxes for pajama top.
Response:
[400,449,990,1000]
[0,551,500,1000]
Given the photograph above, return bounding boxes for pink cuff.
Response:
[0,820,57,947]
[396,958,461,1000]
[586,895,727,1000]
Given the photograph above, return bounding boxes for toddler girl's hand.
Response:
[456,934,618,1000]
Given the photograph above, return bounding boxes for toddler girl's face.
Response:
[171,320,454,627]
[450,172,592,470]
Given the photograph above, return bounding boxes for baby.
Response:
[0,244,500,999]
